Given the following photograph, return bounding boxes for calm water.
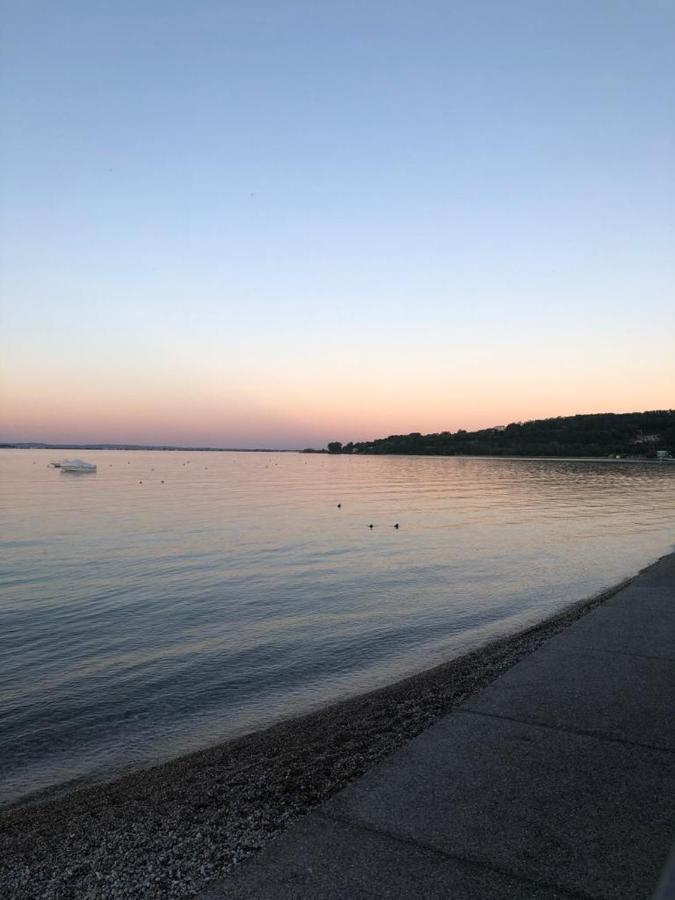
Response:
[1,449,674,806]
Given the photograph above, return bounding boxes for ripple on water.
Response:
[0,449,674,805]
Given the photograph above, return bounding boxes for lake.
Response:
[1,449,673,806]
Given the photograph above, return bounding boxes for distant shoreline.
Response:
[1,444,672,462]
[0,443,291,453]
[325,410,675,461]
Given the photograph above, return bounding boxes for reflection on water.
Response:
[0,449,673,805]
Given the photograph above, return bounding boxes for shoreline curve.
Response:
[1,553,669,899]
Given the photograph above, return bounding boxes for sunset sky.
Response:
[1,1,673,448]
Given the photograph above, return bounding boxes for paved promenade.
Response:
[203,553,675,899]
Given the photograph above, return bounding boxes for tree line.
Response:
[318,411,675,458]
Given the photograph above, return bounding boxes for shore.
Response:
[0,563,655,899]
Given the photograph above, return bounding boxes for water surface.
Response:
[1,449,673,806]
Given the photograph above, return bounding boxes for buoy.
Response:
[337,503,341,508]
[369,524,374,529]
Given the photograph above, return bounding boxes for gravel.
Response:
[0,572,637,899]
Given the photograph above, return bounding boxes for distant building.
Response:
[656,449,672,460]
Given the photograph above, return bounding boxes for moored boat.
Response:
[59,459,97,473]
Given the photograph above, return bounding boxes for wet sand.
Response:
[0,568,644,899]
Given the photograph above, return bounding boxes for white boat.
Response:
[59,459,97,473]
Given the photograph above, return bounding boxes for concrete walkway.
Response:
[202,554,675,899]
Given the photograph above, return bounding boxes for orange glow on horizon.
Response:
[2,354,673,448]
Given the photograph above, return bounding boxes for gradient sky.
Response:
[1,1,673,448]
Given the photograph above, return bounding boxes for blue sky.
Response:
[1,1,673,447]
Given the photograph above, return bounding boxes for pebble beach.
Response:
[0,573,636,899]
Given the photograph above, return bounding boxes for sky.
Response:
[1,0,673,448]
